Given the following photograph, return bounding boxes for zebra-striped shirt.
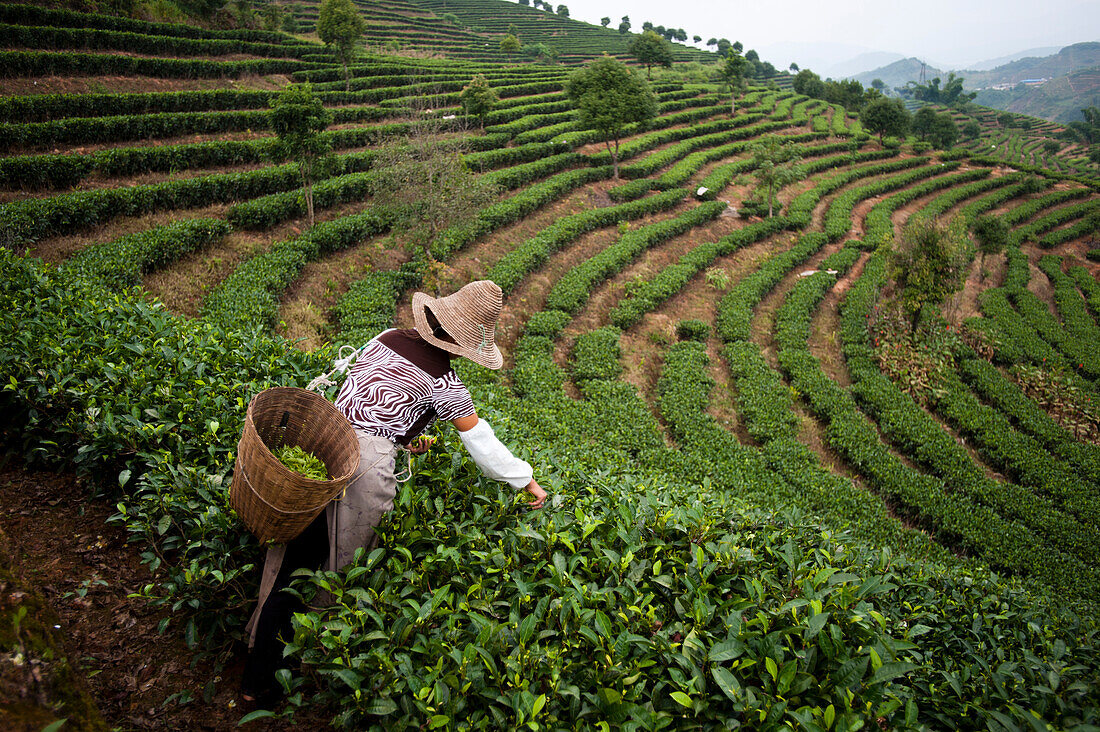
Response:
[335,329,475,446]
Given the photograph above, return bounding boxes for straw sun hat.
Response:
[412,280,505,370]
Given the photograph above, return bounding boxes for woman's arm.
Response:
[452,413,547,509]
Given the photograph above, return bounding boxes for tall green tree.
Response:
[460,74,498,127]
[912,106,937,140]
[889,215,970,335]
[566,55,657,179]
[792,69,825,98]
[317,0,365,92]
[618,15,630,34]
[928,113,958,149]
[629,30,673,79]
[862,97,910,143]
[500,33,521,56]
[270,84,333,227]
[749,135,802,218]
[972,214,1009,278]
[600,16,610,27]
[720,50,748,116]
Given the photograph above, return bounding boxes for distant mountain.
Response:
[850,58,945,91]
[962,42,1100,88]
[966,47,1062,71]
[973,66,1100,122]
[823,51,906,80]
[755,41,881,76]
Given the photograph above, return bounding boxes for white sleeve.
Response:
[457,419,533,490]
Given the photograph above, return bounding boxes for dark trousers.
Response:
[241,512,329,698]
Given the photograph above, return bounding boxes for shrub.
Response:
[675,319,709,341]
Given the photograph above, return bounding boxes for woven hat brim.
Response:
[412,291,504,370]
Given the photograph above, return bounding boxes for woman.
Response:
[242,280,546,704]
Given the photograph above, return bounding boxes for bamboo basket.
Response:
[230,387,360,543]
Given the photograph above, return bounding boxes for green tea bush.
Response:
[545,201,727,314]
[489,188,687,294]
[0,163,302,248]
[0,50,317,79]
[675,319,709,341]
[203,208,399,332]
[63,219,231,288]
[0,23,331,60]
[0,1,290,42]
[610,218,788,329]
[570,326,622,383]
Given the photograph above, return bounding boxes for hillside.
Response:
[963,41,1100,88]
[1,0,1100,729]
[974,65,1100,122]
[851,57,944,90]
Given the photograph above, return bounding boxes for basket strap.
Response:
[235,458,329,516]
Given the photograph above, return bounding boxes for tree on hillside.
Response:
[912,106,937,141]
[693,35,702,44]
[720,50,748,116]
[749,135,802,218]
[972,215,1009,278]
[962,119,982,140]
[715,38,731,57]
[889,215,970,335]
[928,113,958,149]
[706,38,717,47]
[789,62,799,73]
[270,84,333,227]
[912,72,975,107]
[317,0,364,92]
[566,55,657,179]
[500,33,521,56]
[862,97,910,143]
[792,69,825,98]
[618,16,631,34]
[556,4,568,17]
[460,74,498,127]
[370,116,499,281]
[630,30,673,79]
[601,16,610,27]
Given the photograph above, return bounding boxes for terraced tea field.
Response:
[2,0,1100,728]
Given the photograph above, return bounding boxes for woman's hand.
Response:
[408,435,436,454]
[523,479,547,509]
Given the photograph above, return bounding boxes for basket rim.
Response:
[242,387,359,486]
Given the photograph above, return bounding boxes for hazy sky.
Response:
[563,0,1100,71]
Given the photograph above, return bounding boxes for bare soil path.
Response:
[0,461,333,730]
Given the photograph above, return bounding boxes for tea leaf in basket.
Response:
[274,444,329,481]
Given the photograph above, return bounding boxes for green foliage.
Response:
[909,72,975,106]
[460,74,499,125]
[565,55,657,177]
[63,219,231,289]
[676,319,709,341]
[570,326,622,383]
[972,214,1009,257]
[748,135,803,218]
[499,33,520,55]
[861,97,910,142]
[274,445,329,480]
[629,30,673,80]
[0,49,316,80]
[546,201,727,314]
[317,0,365,89]
[270,83,333,226]
[887,215,971,333]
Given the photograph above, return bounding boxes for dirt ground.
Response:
[0,461,335,731]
